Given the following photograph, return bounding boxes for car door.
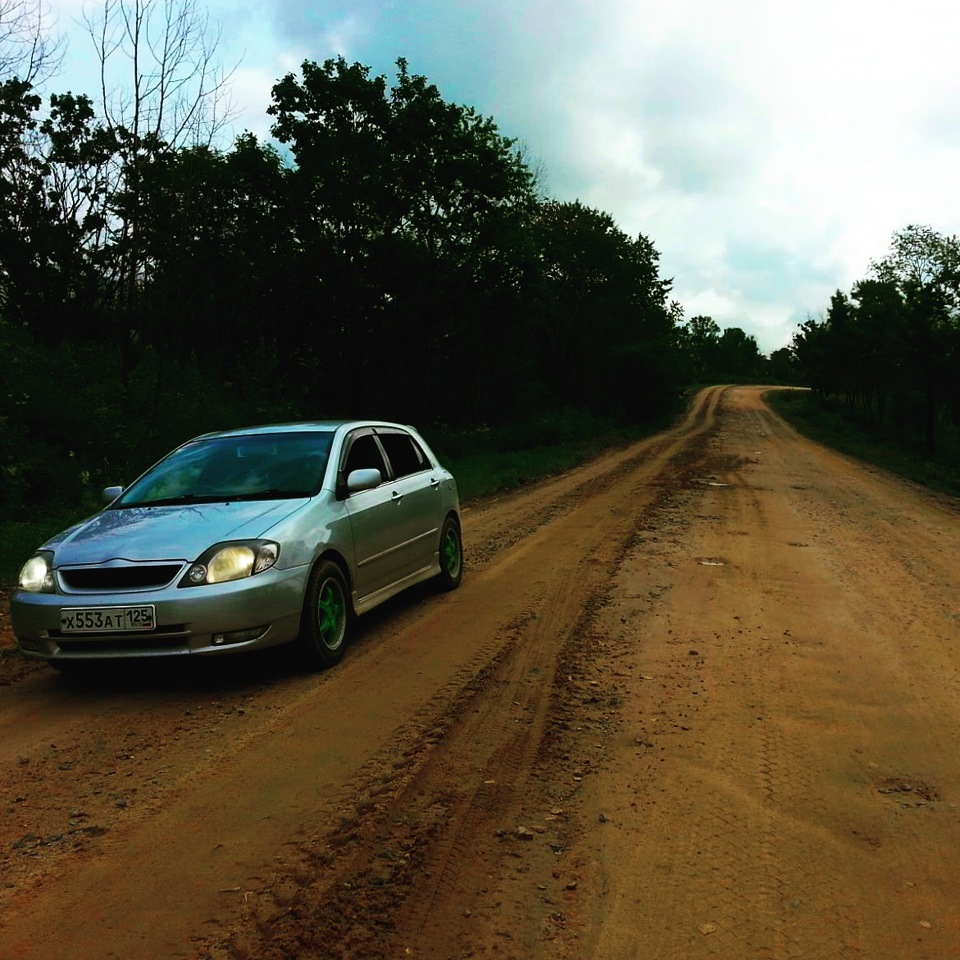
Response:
[340,431,404,599]
[376,429,442,575]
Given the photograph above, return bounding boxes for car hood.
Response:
[45,500,309,565]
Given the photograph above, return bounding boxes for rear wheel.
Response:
[436,516,463,591]
[301,560,351,668]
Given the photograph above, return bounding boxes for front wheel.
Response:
[436,516,463,591]
[300,560,351,668]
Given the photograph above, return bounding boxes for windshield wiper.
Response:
[228,488,313,501]
[119,494,232,508]
[117,489,312,507]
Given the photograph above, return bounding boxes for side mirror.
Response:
[102,485,124,505]
[346,468,382,494]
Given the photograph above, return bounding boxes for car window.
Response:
[116,432,334,506]
[343,434,388,480]
[378,432,427,479]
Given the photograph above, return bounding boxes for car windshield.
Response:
[114,432,335,507]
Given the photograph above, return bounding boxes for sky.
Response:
[38,0,960,354]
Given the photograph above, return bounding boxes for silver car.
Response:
[12,421,462,670]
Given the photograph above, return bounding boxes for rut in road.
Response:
[566,388,960,960]
[12,385,960,960]
[198,387,960,960]
[0,389,724,960]
[20,385,959,960]
[198,391,727,960]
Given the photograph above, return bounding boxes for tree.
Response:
[767,347,798,385]
[528,200,677,416]
[268,57,539,421]
[131,134,298,369]
[81,0,235,379]
[794,225,960,455]
[0,79,113,342]
[715,326,762,382]
[85,0,233,150]
[678,317,763,384]
[871,225,960,452]
[0,0,62,85]
[680,315,721,383]
[848,278,904,424]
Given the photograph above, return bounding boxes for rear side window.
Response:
[379,432,427,478]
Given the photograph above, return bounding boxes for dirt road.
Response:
[3,385,960,959]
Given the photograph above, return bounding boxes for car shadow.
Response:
[49,578,448,696]
[50,644,306,695]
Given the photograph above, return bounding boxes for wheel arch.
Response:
[307,548,356,614]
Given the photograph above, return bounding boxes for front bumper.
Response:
[11,564,310,660]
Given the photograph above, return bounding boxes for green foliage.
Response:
[794,225,960,455]
[265,57,544,422]
[448,445,595,502]
[766,347,802,385]
[527,200,678,417]
[675,315,767,384]
[428,407,616,460]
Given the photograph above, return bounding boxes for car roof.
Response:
[191,421,416,441]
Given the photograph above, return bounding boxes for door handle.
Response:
[392,491,404,504]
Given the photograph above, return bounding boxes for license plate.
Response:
[60,606,156,634]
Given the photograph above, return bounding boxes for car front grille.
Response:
[59,564,183,591]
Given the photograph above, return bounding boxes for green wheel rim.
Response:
[443,528,461,578]
[317,578,345,649]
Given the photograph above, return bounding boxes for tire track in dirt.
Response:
[0,390,725,960]
[195,390,727,960]
[392,556,616,950]
[668,407,862,959]
[563,387,960,960]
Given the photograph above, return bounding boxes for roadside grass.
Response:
[0,408,676,587]
[425,408,669,503]
[766,389,960,498]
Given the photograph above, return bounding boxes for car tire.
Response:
[300,560,351,668]
[436,515,463,591]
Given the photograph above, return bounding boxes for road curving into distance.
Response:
[2,385,960,959]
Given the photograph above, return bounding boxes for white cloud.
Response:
[516,0,960,350]
[228,63,279,138]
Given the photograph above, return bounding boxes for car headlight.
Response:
[180,541,280,587]
[18,552,55,593]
